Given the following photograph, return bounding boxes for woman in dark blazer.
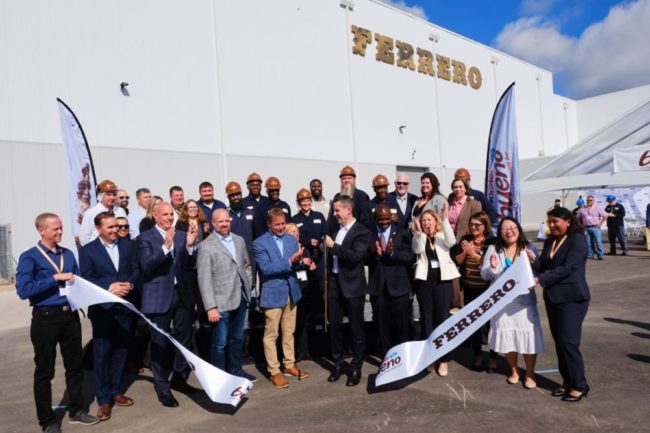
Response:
[535,207,590,402]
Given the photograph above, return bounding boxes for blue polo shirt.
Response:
[16,242,79,306]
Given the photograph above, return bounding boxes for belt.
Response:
[585,225,596,228]
[33,304,72,312]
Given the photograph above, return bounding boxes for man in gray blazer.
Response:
[196,209,256,382]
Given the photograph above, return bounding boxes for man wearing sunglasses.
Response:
[116,217,130,240]
[387,173,417,230]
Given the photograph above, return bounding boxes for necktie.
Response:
[380,232,387,252]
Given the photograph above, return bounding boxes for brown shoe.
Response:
[270,372,289,388]
[96,404,111,421]
[113,394,134,406]
[284,365,310,380]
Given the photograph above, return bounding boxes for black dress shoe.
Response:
[561,386,589,402]
[158,392,179,408]
[327,366,343,382]
[346,370,361,387]
[170,376,194,393]
[551,387,566,397]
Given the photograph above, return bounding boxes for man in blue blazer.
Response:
[137,202,197,408]
[80,212,140,421]
[254,208,308,388]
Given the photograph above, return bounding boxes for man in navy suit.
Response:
[80,212,140,421]
[324,195,371,386]
[367,204,414,356]
[254,208,308,388]
[386,173,418,230]
[137,202,198,408]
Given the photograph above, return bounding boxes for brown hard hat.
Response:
[265,176,281,189]
[225,181,242,195]
[296,188,312,201]
[97,179,118,193]
[246,172,263,184]
[454,168,471,180]
[339,165,356,178]
[372,174,390,187]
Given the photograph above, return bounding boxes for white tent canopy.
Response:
[522,99,650,194]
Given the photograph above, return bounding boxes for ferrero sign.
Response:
[351,25,482,90]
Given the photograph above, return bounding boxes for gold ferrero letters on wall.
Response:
[350,24,482,90]
[351,26,372,56]
[374,33,395,64]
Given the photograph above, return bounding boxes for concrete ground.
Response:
[1,239,649,433]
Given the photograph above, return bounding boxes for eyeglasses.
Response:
[396,182,409,186]
[469,223,484,228]
[118,196,129,200]
[501,226,518,233]
[118,224,129,229]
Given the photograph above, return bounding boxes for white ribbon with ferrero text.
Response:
[375,252,535,386]
[65,277,253,406]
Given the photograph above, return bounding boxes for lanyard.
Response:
[35,244,64,273]
[549,235,568,260]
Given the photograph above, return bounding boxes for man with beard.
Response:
[309,179,329,219]
[117,190,130,215]
[253,177,292,238]
[169,186,185,225]
[327,166,371,235]
[79,179,127,246]
[366,174,399,230]
[243,172,267,212]
[197,181,227,230]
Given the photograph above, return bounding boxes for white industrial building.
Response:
[1,0,649,262]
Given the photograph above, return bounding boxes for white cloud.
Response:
[377,0,428,20]
[494,0,650,98]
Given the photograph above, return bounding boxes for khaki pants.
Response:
[263,297,297,375]
[645,228,650,251]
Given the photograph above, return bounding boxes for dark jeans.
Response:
[328,277,366,372]
[147,292,195,395]
[91,311,133,405]
[210,296,248,374]
[607,224,628,254]
[415,279,452,362]
[295,278,323,358]
[30,307,84,429]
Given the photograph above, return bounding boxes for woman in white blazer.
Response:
[412,208,459,376]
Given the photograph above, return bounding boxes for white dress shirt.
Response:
[332,219,355,274]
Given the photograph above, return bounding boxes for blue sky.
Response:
[380,0,650,99]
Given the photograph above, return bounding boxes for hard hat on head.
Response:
[265,176,281,189]
[339,165,356,178]
[454,168,471,180]
[97,179,118,193]
[296,188,312,201]
[225,181,242,196]
[372,174,390,187]
[246,172,263,184]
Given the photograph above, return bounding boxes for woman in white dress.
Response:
[481,217,544,389]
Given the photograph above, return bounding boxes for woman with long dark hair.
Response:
[481,217,543,389]
[535,207,590,402]
[411,172,447,224]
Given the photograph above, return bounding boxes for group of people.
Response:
[17,165,592,433]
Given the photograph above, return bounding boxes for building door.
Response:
[396,166,428,196]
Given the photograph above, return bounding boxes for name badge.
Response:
[246,205,254,210]
[390,208,398,214]
[314,219,322,224]
[296,270,308,281]
[246,215,253,220]
[297,223,304,227]
[430,259,440,269]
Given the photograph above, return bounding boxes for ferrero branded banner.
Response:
[65,277,253,406]
[375,252,535,387]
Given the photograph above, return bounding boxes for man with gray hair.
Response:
[79,179,127,246]
[196,209,256,382]
[387,172,417,230]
